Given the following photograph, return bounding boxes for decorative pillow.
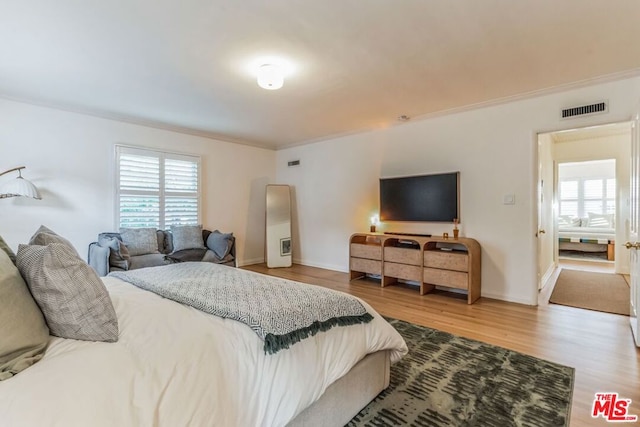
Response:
[16,243,119,343]
[206,230,234,259]
[29,225,79,256]
[171,225,205,252]
[557,215,580,227]
[120,228,159,256]
[0,234,16,264]
[98,234,130,270]
[0,250,49,381]
[587,212,614,228]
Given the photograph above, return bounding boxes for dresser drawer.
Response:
[424,250,469,272]
[350,258,381,275]
[423,267,469,289]
[384,262,422,282]
[384,247,422,265]
[350,243,382,260]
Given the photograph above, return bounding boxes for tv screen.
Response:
[379,172,459,222]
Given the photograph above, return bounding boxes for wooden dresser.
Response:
[349,233,481,304]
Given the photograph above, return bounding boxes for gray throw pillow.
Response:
[171,225,205,252]
[0,234,16,264]
[29,225,79,257]
[206,230,234,259]
[17,243,119,343]
[0,250,49,380]
[120,228,159,256]
[98,234,130,270]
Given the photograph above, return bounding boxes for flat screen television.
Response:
[379,172,459,222]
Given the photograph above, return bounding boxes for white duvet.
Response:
[0,277,407,427]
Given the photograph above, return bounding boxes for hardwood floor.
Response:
[243,263,640,427]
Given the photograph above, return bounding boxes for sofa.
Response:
[88,226,236,277]
[557,213,615,260]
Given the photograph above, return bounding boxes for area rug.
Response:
[549,269,630,316]
[347,318,574,427]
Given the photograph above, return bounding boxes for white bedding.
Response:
[0,277,407,427]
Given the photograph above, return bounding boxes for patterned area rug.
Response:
[347,319,574,427]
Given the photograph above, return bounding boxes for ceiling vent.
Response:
[561,101,608,119]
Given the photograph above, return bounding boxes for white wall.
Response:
[554,133,631,273]
[276,77,640,305]
[0,98,276,265]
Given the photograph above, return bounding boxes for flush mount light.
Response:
[257,64,284,90]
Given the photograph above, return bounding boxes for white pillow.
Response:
[586,212,614,228]
[558,215,580,227]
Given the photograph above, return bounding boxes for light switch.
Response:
[503,194,515,205]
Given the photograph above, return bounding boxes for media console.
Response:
[349,232,481,304]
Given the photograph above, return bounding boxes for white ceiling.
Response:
[2,1,640,150]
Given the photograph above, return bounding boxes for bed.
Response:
[557,213,615,260]
[0,261,408,427]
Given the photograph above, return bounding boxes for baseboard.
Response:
[292,258,348,273]
[237,257,265,267]
[480,291,537,306]
[540,263,556,291]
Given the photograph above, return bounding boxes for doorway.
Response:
[537,122,632,291]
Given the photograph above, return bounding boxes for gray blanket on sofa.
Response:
[109,263,372,354]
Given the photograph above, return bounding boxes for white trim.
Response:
[237,257,266,267]
[292,258,349,273]
[539,262,556,291]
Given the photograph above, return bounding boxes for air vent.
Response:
[287,160,300,167]
[561,101,608,119]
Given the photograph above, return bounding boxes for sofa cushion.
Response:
[166,248,207,263]
[587,212,614,228]
[557,215,580,227]
[206,230,234,259]
[120,228,159,256]
[171,225,205,252]
[0,234,16,264]
[17,243,119,343]
[127,253,169,270]
[0,249,49,380]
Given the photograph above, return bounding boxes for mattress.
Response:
[0,277,408,427]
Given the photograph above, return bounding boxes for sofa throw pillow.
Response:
[587,212,614,228]
[206,230,234,259]
[29,225,79,257]
[120,228,159,256]
[171,225,205,252]
[98,234,131,270]
[557,215,580,228]
[0,234,16,264]
[0,250,49,381]
[17,243,119,343]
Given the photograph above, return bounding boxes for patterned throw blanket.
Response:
[109,263,372,354]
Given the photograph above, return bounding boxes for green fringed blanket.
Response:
[110,263,372,354]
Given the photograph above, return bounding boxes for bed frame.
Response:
[288,350,391,426]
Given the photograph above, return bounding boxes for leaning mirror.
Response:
[265,184,292,268]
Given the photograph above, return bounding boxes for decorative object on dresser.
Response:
[0,166,41,199]
[349,233,481,304]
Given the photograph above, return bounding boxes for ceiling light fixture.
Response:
[257,64,284,90]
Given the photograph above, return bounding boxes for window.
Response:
[116,146,200,229]
[558,177,615,217]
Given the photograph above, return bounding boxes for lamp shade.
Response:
[257,64,284,90]
[0,176,42,199]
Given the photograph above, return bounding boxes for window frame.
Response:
[114,145,202,230]
[558,176,615,218]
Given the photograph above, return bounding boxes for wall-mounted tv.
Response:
[379,172,459,222]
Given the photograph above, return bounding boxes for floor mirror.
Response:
[266,184,292,268]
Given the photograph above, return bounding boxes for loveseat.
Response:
[88,226,236,277]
